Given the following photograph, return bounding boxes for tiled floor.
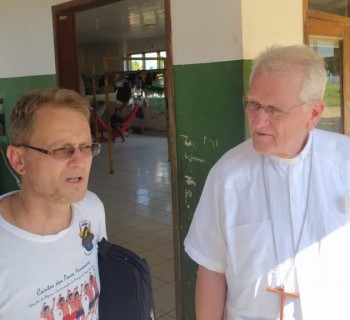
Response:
[88,131,176,319]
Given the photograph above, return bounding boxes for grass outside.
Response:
[324,82,341,107]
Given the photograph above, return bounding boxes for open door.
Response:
[53,12,80,92]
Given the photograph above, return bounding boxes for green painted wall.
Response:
[174,60,245,318]
[243,59,253,138]
[0,74,57,137]
[0,74,57,194]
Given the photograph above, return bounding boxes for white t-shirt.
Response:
[0,190,107,320]
[184,129,350,320]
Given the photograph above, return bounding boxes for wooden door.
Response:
[53,12,80,92]
[306,11,350,135]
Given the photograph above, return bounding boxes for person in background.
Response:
[110,107,125,142]
[184,45,350,319]
[133,86,149,134]
[0,88,107,319]
[115,78,132,111]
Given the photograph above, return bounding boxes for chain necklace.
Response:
[262,139,313,289]
[9,192,72,234]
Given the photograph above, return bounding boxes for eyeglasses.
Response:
[18,143,101,160]
[242,97,305,119]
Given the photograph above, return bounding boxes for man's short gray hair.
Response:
[249,45,328,103]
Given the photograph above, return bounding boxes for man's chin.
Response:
[252,140,274,155]
[56,190,87,205]
[70,191,87,203]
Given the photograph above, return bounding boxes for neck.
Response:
[9,192,72,236]
[270,132,312,160]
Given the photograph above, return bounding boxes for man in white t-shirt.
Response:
[0,88,107,319]
[184,45,350,319]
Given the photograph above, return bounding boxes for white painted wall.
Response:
[0,0,304,77]
[170,0,303,65]
[170,0,243,65]
[241,1,304,60]
[0,0,66,78]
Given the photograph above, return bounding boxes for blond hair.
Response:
[9,88,90,145]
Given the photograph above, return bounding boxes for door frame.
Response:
[304,5,350,135]
[52,1,181,318]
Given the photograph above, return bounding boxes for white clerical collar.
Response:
[269,132,313,166]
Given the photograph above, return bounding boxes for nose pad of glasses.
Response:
[256,106,271,117]
[258,106,269,114]
[69,147,86,160]
[253,107,272,126]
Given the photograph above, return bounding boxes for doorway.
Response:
[52,0,179,318]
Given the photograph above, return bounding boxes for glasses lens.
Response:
[51,147,75,160]
[245,100,259,113]
[50,144,101,160]
[91,143,101,156]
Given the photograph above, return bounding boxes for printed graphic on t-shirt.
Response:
[79,219,95,254]
[28,219,99,319]
[34,264,100,319]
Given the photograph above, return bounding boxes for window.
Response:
[130,54,143,71]
[308,0,350,17]
[129,51,166,71]
[309,38,343,133]
[145,52,158,70]
[159,51,166,69]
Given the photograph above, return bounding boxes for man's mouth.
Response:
[66,177,82,182]
[254,131,271,137]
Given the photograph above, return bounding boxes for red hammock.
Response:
[91,104,140,138]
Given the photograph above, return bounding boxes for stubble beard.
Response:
[26,166,87,205]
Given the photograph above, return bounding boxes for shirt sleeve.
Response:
[184,167,227,273]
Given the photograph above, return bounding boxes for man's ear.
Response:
[6,145,26,176]
[307,100,324,131]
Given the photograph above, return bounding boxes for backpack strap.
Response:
[98,237,112,258]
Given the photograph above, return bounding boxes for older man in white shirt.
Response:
[185,45,350,320]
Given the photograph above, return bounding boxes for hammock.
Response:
[91,104,141,138]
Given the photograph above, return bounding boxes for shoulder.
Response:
[314,128,350,143]
[314,129,350,162]
[208,138,260,183]
[0,197,9,219]
[0,191,20,200]
[0,191,19,218]
[313,129,350,179]
[74,191,105,217]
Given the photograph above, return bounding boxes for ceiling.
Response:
[75,0,165,46]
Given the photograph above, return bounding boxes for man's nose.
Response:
[251,107,271,127]
[68,148,87,166]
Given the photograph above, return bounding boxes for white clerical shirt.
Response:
[184,129,350,320]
